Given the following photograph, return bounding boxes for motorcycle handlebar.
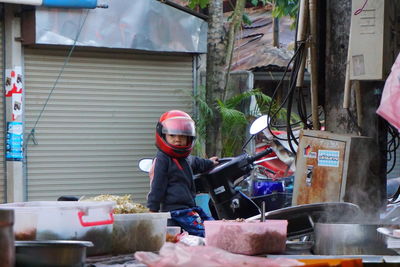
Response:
[248,148,273,163]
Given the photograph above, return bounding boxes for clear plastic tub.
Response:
[112,212,170,255]
[166,226,181,236]
[0,201,115,256]
[204,220,288,255]
[13,211,38,240]
[166,226,181,243]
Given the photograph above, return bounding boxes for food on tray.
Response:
[204,220,287,255]
[15,229,36,241]
[208,224,285,255]
[82,194,149,214]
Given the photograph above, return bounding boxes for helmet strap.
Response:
[172,158,183,170]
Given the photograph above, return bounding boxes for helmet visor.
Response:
[161,117,195,136]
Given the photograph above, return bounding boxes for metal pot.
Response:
[0,209,14,267]
[248,202,363,238]
[313,223,396,255]
[15,240,93,267]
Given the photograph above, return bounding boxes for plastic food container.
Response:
[204,220,288,255]
[166,226,181,236]
[166,226,181,243]
[112,212,170,255]
[0,201,115,256]
[14,211,38,240]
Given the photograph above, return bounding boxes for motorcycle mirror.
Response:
[249,115,270,135]
[138,158,153,173]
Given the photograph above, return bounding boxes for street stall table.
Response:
[86,254,146,267]
[269,254,400,267]
[86,202,400,267]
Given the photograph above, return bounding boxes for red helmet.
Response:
[155,110,196,158]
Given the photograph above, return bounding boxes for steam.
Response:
[315,149,386,224]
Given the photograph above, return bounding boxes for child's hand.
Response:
[209,156,219,166]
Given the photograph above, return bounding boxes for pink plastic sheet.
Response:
[134,242,303,267]
[377,53,400,130]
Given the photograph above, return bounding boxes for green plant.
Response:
[271,0,299,20]
[193,87,300,157]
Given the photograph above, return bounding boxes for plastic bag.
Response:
[134,242,303,267]
[177,232,205,246]
[377,53,400,130]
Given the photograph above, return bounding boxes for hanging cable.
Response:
[23,9,90,200]
[264,43,304,134]
[285,41,307,152]
[259,0,315,155]
[354,0,368,15]
[28,9,90,137]
[264,40,307,150]
[267,0,325,154]
[387,124,400,174]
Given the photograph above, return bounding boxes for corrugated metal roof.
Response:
[169,0,187,6]
[230,6,295,71]
[158,0,208,20]
[166,3,295,71]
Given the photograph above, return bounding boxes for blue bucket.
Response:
[252,180,284,197]
[195,194,212,217]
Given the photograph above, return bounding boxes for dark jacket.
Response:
[147,150,214,212]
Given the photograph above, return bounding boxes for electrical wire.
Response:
[354,0,368,15]
[29,10,90,134]
[297,85,310,128]
[23,9,90,200]
[260,0,322,155]
[271,109,323,129]
[263,39,309,154]
[264,42,305,131]
[285,41,308,151]
[346,108,363,136]
[387,124,400,174]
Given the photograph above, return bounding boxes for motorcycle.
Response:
[139,116,364,242]
[240,120,298,213]
[139,115,296,220]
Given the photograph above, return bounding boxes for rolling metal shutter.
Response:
[0,18,5,203]
[24,47,194,203]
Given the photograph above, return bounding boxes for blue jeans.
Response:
[170,206,214,237]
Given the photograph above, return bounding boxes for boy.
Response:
[147,110,218,237]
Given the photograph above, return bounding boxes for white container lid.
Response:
[114,212,170,221]
[0,201,115,212]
